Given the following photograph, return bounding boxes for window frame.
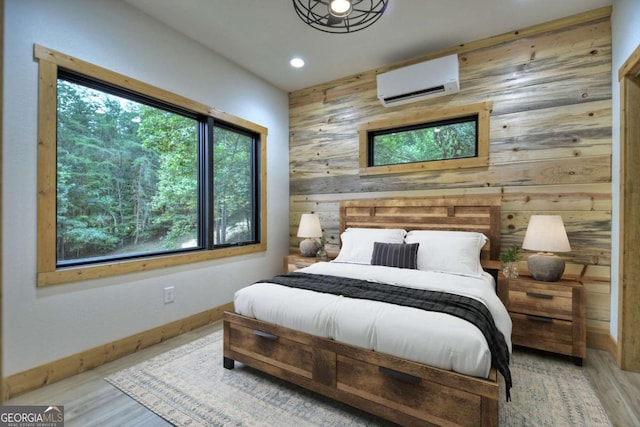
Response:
[35,44,267,286]
[358,101,492,176]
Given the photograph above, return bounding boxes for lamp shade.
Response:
[522,215,571,253]
[522,215,570,281]
[297,213,323,238]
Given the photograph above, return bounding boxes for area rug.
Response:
[106,331,612,426]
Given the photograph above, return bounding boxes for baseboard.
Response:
[587,326,618,358]
[2,301,233,400]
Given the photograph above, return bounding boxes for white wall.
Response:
[610,0,640,340]
[3,0,290,375]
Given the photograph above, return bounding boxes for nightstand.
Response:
[505,274,586,365]
[284,254,333,273]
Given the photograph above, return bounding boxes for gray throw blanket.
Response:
[263,272,512,401]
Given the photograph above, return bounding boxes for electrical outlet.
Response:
[164,286,175,304]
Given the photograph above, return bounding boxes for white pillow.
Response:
[404,230,487,277]
[334,227,407,264]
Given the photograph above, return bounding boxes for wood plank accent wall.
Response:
[289,9,612,348]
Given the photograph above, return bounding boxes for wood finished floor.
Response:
[4,321,640,427]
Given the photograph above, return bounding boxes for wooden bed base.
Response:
[223,312,499,426]
[223,195,504,426]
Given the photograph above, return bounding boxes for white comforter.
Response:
[234,262,512,378]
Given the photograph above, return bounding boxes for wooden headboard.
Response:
[339,195,502,262]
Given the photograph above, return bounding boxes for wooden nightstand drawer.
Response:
[506,275,586,362]
[287,261,313,272]
[510,312,573,354]
[284,254,333,273]
[508,281,573,321]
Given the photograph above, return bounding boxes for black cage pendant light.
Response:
[293,0,389,34]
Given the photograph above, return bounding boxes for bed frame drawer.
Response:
[336,355,485,427]
[226,321,314,378]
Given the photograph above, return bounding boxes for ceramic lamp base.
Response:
[527,252,565,282]
[299,238,319,257]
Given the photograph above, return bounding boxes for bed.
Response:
[223,195,511,426]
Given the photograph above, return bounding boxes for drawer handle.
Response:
[379,367,421,385]
[526,291,553,299]
[526,314,553,323]
[253,330,279,341]
[295,264,307,268]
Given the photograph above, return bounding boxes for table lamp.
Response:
[522,215,571,282]
[297,213,323,257]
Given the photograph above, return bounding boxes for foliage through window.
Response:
[213,125,257,246]
[370,116,478,167]
[56,72,259,267]
[36,44,267,285]
[358,101,492,176]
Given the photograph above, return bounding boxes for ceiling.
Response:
[124,0,612,93]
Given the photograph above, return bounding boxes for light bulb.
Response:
[329,0,352,17]
[290,57,305,68]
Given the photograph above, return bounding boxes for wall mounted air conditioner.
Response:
[376,54,460,107]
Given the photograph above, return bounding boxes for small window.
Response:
[369,115,478,167]
[359,101,492,176]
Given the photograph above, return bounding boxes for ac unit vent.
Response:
[377,54,460,107]
[381,85,446,104]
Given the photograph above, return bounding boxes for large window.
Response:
[212,125,258,246]
[359,102,492,176]
[36,45,267,286]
